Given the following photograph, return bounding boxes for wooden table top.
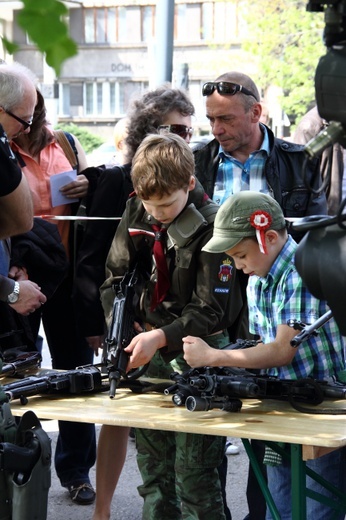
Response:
[6,380,346,450]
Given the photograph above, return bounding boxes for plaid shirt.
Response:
[213,124,270,206]
[247,235,345,380]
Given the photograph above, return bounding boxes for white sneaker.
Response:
[225,441,240,455]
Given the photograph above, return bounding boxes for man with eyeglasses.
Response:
[0,62,45,317]
[0,61,36,236]
[193,71,328,520]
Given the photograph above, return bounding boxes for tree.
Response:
[2,0,77,76]
[241,0,325,123]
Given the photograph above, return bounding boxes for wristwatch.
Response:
[7,281,20,304]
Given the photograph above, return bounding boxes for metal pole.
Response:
[153,0,175,87]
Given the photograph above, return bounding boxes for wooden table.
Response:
[6,377,346,520]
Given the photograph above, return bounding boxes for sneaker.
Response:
[68,482,95,505]
[225,441,240,455]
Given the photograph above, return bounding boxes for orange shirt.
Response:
[11,135,76,254]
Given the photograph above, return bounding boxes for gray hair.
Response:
[0,61,37,111]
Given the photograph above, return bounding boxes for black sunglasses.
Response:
[158,124,193,140]
[202,82,258,101]
[1,107,33,130]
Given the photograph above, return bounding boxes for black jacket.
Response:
[193,125,327,241]
[11,218,68,299]
[73,163,133,337]
[100,180,243,361]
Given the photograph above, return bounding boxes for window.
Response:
[84,81,148,117]
[59,84,71,116]
[175,2,241,43]
[83,6,154,44]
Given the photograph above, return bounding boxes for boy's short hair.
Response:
[203,191,286,253]
[131,133,195,200]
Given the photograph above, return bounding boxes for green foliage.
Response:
[16,0,77,76]
[241,0,325,123]
[2,37,19,55]
[55,123,104,154]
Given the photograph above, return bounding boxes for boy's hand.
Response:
[124,329,166,370]
[183,336,214,368]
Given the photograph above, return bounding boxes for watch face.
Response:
[7,282,20,304]
[7,292,19,304]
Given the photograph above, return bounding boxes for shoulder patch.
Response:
[217,258,233,283]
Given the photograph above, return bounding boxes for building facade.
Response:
[2,1,262,139]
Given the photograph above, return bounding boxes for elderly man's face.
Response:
[0,79,36,139]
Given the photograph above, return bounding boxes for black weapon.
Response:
[105,266,148,398]
[288,310,333,347]
[0,351,42,377]
[2,365,106,405]
[165,366,346,414]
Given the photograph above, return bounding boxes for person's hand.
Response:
[60,174,89,199]
[183,335,214,368]
[124,329,166,370]
[8,265,28,281]
[10,280,47,316]
[86,335,105,356]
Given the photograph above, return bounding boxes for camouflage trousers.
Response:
[136,332,228,520]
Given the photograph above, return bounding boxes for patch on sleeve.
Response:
[218,258,233,283]
[214,287,230,294]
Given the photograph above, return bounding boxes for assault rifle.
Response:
[165,366,346,414]
[0,351,42,377]
[2,365,106,405]
[104,265,148,398]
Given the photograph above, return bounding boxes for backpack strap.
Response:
[54,130,79,171]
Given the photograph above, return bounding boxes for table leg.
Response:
[290,443,307,520]
[242,439,280,520]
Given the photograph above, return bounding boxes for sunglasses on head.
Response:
[1,106,33,130]
[202,82,258,101]
[158,124,193,140]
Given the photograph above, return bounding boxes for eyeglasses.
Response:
[1,107,33,130]
[158,124,194,140]
[202,82,258,101]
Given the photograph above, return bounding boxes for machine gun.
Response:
[104,265,149,398]
[0,351,42,377]
[2,365,106,405]
[165,366,346,414]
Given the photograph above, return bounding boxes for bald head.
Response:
[215,71,260,104]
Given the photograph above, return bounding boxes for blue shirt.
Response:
[247,235,345,380]
[213,124,270,205]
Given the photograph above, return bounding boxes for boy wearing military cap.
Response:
[183,191,346,520]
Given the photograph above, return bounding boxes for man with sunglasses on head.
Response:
[194,71,327,229]
[193,71,327,520]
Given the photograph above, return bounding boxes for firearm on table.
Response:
[2,365,105,405]
[165,365,346,414]
[0,351,42,377]
[105,265,148,398]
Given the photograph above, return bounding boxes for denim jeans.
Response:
[266,445,346,520]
